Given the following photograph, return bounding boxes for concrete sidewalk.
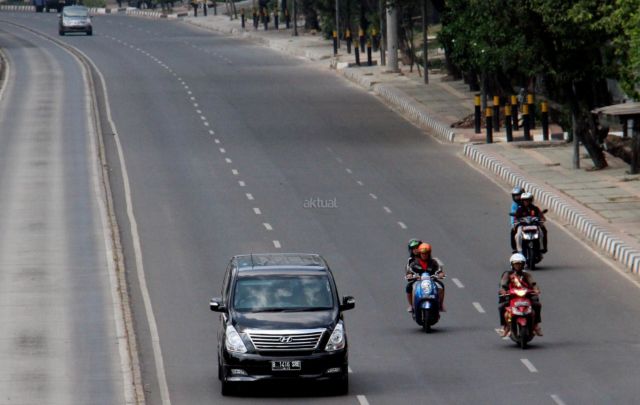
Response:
[136,11,640,275]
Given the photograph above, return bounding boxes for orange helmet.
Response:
[417,243,432,254]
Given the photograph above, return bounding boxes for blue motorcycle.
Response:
[409,269,444,333]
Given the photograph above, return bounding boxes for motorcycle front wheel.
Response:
[422,308,432,333]
[517,323,528,349]
[526,246,536,270]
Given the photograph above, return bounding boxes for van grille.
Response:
[246,329,325,351]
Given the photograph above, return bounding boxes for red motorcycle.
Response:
[502,278,539,349]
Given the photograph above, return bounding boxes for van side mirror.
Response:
[209,298,226,312]
[340,296,355,311]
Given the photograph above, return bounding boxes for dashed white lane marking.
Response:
[369,193,378,200]
[219,148,226,154]
[231,169,239,175]
[209,130,215,135]
[238,181,246,187]
[204,122,209,127]
[398,221,407,229]
[187,91,192,95]
[200,116,206,121]
[336,157,343,163]
[449,277,465,288]
[225,158,232,164]
[273,240,281,249]
[263,223,273,231]
[196,109,202,114]
[253,208,262,215]
[472,302,486,313]
[550,394,566,405]
[214,139,220,144]
[356,180,364,186]
[520,359,538,373]
[246,193,254,200]
[190,96,195,101]
[383,206,392,214]
[357,395,370,405]
[346,168,353,174]
[194,103,199,107]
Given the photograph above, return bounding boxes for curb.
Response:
[341,69,456,143]
[0,5,34,11]
[463,143,640,275]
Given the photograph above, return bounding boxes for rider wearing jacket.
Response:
[510,186,525,252]
[405,239,422,311]
[406,243,445,312]
[513,192,548,253]
[498,253,543,337]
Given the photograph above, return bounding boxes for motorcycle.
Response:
[407,263,445,333]
[502,281,538,349]
[512,209,548,270]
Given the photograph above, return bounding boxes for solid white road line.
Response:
[398,221,407,229]
[472,302,486,313]
[452,278,465,288]
[246,193,254,200]
[273,240,281,249]
[85,52,170,403]
[550,394,566,405]
[520,358,538,373]
[369,193,378,200]
[253,208,262,215]
[357,395,370,405]
[383,206,392,214]
[263,223,273,231]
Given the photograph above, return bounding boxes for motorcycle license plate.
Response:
[522,225,538,231]
[514,301,530,307]
[271,361,301,371]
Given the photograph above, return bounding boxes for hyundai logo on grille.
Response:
[279,336,293,343]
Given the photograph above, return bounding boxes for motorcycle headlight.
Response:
[420,280,432,291]
[514,289,528,297]
[225,325,247,353]
[325,322,345,352]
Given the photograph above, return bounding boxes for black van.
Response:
[209,253,355,396]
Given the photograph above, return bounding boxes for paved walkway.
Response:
[178,11,640,275]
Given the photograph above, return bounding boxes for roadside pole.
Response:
[386,3,398,72]
[421,0,428,84]
[379,0,385,66]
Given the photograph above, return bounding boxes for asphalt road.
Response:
[0,20,125,404]
[3,11,640,405]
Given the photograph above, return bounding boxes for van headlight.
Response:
[225,325,247,353]
[324,322,345,352]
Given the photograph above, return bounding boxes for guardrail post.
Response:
[474,94,481,134]
[505,104,513,142]
[486,107,493,144]
[333,31,338,55]
[541,101,549,141]
[511,95,519,131]
[527,93,536,129]
[366,40,372,66]
[359,27,365,52]
[493,95,500,133]
[354,41,361,66]
[523,103,531,140]
[274,7,279,29]
[241,9,245,28]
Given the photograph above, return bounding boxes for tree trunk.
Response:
[569,83,608,170]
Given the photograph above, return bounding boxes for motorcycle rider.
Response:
[514,192,548,254]
[510,186,525,253]
[498,253,543,337]
[406,243,445,312]
[405,239,422,311]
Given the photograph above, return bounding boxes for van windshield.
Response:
[233,275,334,312]
[63,8,88,17]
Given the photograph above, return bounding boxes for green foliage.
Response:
[606,0,640,98]
[80,0,106,7]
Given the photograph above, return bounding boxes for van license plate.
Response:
[271,361,301,371]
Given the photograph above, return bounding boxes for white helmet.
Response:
[520,192,533,202]
[510,253,526,264]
